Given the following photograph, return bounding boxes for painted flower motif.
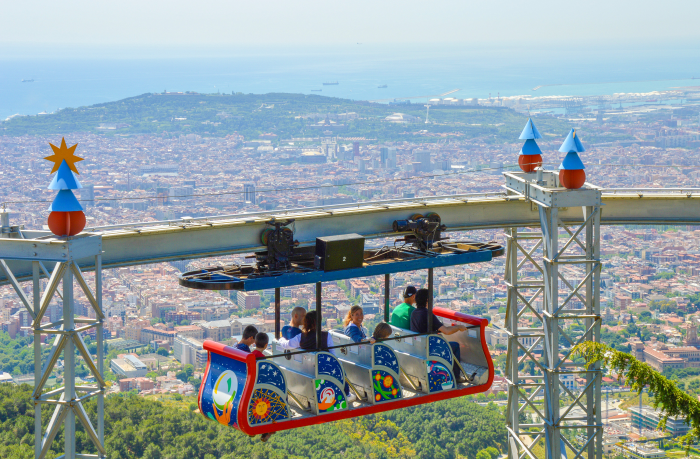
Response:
[391,388,398,396]
[383,375,394,388]
[375,373,381,381]
[375,394,382,402]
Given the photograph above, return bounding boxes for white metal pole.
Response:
[95,254,104,456]
[63,264,75,459]
[32,261,41,459]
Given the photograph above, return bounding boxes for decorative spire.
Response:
[48,190,84,212]
[44,137,83,174]
[558,129,587,189]
[518,118,543,172]
[48,160,83,190]
[519,118,542,140]
[45,140,86,237]
[559,128,585,154]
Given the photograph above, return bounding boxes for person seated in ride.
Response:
[282,306,306,340]
[372,322,393,341]
[251,332,269,359]
[277,310,334,353]
[235,325,258,353]
[343,305,374,343]
[409,289,468,381]
[279,310,356,402]
[390,286,417,330]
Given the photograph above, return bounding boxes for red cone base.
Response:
[518,154,542,173]
[559,169,586,189]
[48,211,86,237]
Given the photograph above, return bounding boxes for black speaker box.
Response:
[315,233,365,271]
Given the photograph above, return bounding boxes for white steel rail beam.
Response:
[1,190,700,285]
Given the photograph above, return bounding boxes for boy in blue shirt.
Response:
[235,325,258,352]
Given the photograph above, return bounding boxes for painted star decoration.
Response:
[45,137,83,174]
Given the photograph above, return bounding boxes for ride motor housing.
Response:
[315,233,365,271]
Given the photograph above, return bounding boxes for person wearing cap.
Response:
[390,286,417,330]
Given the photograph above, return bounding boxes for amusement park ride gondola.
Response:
[178,213,504,437]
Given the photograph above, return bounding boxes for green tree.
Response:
[576,341,700,446]
[476,450,491,459]
[156,347,168,357]
[142,444,161,459]
[184,364,194,378]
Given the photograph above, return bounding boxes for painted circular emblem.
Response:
[318,387,337,410]
[213,370,238,411]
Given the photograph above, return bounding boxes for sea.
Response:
[2,43,700,120]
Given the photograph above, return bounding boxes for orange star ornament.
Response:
[45,137,83,174]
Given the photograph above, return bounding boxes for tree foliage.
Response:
[0,383,505,459]
[575,341,700,447]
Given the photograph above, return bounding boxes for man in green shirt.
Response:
[390,286,417,330]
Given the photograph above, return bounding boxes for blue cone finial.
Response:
[48,160,83,190]
[48,189,84,212]
[519,118,542,140]
[559,129,585,153]
[520,139,542,156]
[559,152,585,170]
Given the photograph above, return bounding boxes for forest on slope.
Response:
[0,383,506,459]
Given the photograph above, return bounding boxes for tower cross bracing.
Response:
[504,170,602,459]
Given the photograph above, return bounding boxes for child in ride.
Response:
[251,332,269,359]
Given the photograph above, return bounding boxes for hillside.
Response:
[0,92,572,143]
[0,383,506,459]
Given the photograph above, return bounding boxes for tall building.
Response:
[237,291,260,310]
[321,132,338,160]
[353,141,360,157]
[380,147,389,167]
[173,336,208,368]
[387,147,397,169]
[413,149,431,172]
[81,184,95,207]
[244,183,256,204]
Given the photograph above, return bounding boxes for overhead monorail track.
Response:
[1,187,700,285]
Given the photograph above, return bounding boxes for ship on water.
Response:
[21,79,34,83]
[323,81,338,85]
[378,84,388,88]
[311,89,322,92]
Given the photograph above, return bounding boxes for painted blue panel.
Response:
[429,336,453,365]
[247,388,289,425]
[559,151,585,170]
[317,353,344,381]
[256,360,286,393]
[427,360,455,392]
[200,353,247,429]
[372,369,401,402]
[519,118,542,140]
[374,344,399,374]
[559,128,586,153]
[314,378,347,412]
[520,139,542,156]
[48,190,84,212]
[48,160,83,190]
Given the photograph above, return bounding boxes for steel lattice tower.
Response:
[504,170,602,459]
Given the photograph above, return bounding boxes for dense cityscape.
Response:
[1,87,700,458]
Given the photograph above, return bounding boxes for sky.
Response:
[1,0,698,56]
